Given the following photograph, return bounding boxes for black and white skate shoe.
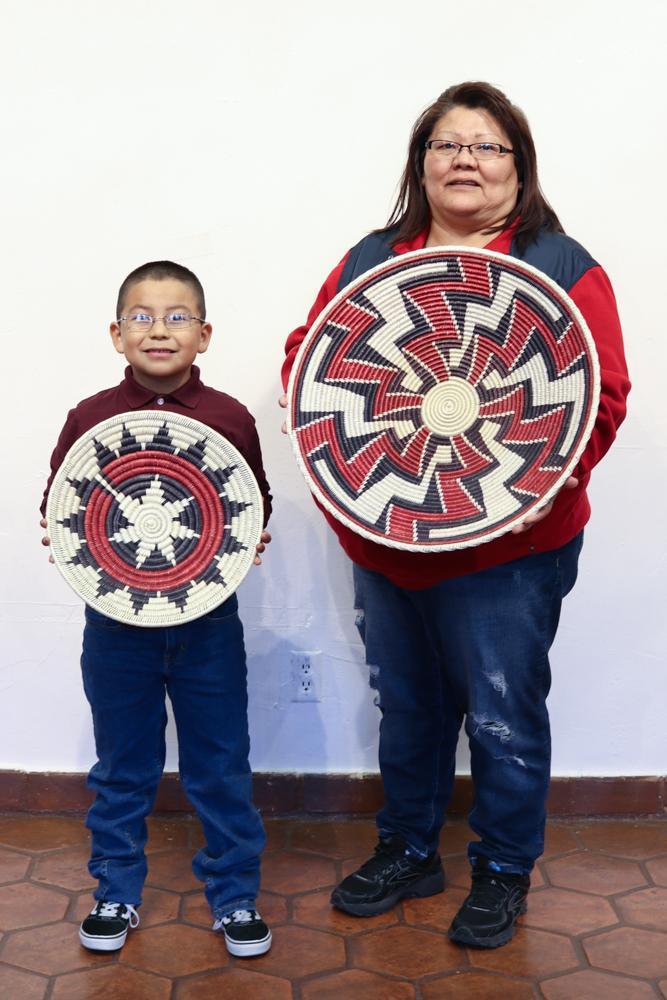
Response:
[79,900,140,951]
[213,908,272,957]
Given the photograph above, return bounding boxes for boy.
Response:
[40,261,273,957]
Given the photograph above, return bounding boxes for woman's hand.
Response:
[279,394,287,434]
[40,518,55,563]
[510,476,579,535]
[254,530,272,566]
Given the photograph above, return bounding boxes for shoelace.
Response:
[93,901,140,927]
[468,874,518,912]
[357,841,413,879]
[213,908,259,930]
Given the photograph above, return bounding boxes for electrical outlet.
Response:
[290,650,321,702]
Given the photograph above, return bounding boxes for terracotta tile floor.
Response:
[0,814,666,998]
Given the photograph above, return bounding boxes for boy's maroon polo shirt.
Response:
[41,365,272,524]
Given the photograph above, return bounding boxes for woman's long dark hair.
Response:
[381,82,563,252]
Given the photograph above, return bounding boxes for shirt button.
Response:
[156,397,165,406]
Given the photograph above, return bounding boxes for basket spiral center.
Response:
[420,377,480,436]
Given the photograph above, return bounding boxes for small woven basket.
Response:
[47,410,263,626]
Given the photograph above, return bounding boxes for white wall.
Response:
[1,0,664,777]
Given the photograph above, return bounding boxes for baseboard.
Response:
[1,771,665,816]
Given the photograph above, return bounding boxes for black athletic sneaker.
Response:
[330,834,444,916]
[213,908,272,957]
[79,900,140,951]
[448,859,530,948]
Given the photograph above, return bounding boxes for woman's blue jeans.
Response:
[80,594,265,918]
[352,533,583,874]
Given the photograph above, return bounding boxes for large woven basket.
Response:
[47,410,263,625]
[288,246,600,551]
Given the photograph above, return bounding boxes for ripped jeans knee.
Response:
[469,714,529,769]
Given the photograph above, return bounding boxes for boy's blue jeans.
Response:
[352,532,583,875]
[80,593,265,919]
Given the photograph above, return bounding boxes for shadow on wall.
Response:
[239,392,472,776]
[238,492,330,770]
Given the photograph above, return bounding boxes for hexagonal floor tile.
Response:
[0,882,68,930]
[293,887,397,934]
[530,864,546,889]
[542,823,580,858]
[434,855,471,890]
[145,818,191,853]
[0,817,88,852]
[468,927,579,978]
[120,923,227,977]
[401,886,467,931]
[615,886,667,931]
[350,925,461,979]
[51,965,171,998]
[260,850,337,895]
[0,966,47,1000]
[290,820,378,859]
[71,887,180,928]
[584,926,667,978]
[421,972,535,998]
[541,968,656,998]
[179,817,206,847]
[32,847,96,893]
[544,852,646,895]
[249,924,345,979]
[181,890,287,929]
[145,850,200,892]
[6,811,667,996]
[646,856,667,887]
[1,921,113,975]
[175,967,292,999]
[301,968,416,999]
[0,847,31,884]
[521,887,617,934]
[438,823,475,857]
[576,821,667,859]
[264,819,296,853]
[184,819,290,854]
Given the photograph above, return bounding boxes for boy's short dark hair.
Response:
[116,261,206,320]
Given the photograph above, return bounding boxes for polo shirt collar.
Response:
[119,365,204,410]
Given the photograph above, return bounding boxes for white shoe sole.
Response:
[223,928,272,957]
[79,927,128,951]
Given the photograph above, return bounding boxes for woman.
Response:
[281,82,630,949]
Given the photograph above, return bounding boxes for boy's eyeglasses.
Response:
[119,312,204,333]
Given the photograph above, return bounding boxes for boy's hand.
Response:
[254,530,272,566]
[43,518,271,568]
[279,394,287,434]
[40,518,55,563]
[510,476,579,534]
